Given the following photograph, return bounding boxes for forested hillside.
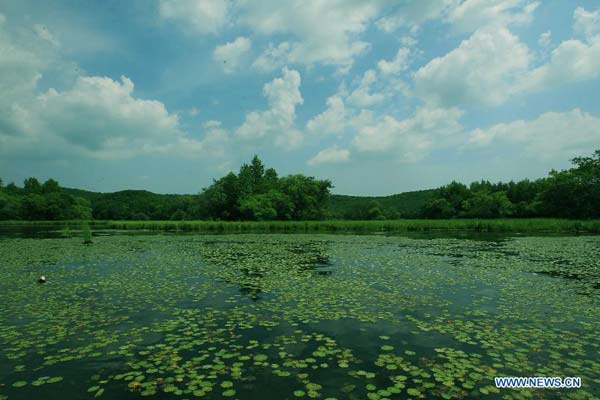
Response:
[1,150,599,221]
[329,190,436,219]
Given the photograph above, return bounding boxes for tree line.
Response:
[0,178,92,220]
[421,150,600,219]
[0,150,598,221]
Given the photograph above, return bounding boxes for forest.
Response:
[1,150,599,221]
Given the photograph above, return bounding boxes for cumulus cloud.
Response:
[352,107,464,162]
[0,17,226,160]
[376,0,456,33]
[239,0,379,71]
[446,0,539,33]
[538,31,551,48]
[2,74,228,160]
[307,146,350,166]
[33,24,60,47]
[412,7,600,108]
[178,120,230,158]
[467,109,600,160]
[520,8,600,94]
[35,76,181,157]
[378,47,410,75]
[574,6,600,41]
[521,37,600,93]
[252,42,291,72]
[306,95,347,136]
[236,67,303,149]
[0,19,46,137]
[347,69,385,107]
[414,25,530,107]
[375,0,538,34]
[213,36,251,74]
[159,0,230,34]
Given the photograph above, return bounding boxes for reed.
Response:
[2,219,599,234]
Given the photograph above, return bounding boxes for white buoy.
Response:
[38,275,46,284]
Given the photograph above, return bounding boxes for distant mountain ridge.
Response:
[61,186,436,220]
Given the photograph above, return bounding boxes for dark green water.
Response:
[0,231,599,399]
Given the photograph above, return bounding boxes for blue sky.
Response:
[1,0,599,195]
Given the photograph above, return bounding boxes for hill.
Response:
[62,188,195,220]
[329,190,437,219]
[60,187,435,220]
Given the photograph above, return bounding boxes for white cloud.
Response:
[574,7,600,41]
[414,25,530,107]
[413,7,600,107]
[203,120,221,129]
[307,145,350,166]
[0,20,46,136]
[376,0,539,34]
[352,107,464,162]
[33,76,182,158]
[517,7,600,93]
[236,67,303,149]
[538,31,551,48]
[2,73,229,160]
[33,24,60,47]
[376,0,456,33]
[238,0,379,70]
[159,0,230,34]
[306,95,347,136]
[378,47,410,74]
[400,35,418,47]
[252,42,291,72]
[467,109,600,160]
[275,130,303,150]
[0,17,225,161]
[521,36,600,93]
[179,120,230,158]
[347,69,384,107]
[213,36,251,74]
[446,0,539,33]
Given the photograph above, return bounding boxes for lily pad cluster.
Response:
[0,233,599,399]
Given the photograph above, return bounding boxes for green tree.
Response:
[367,200,385,220]
[239,194,277,220]
[20,194,47,220]
[462,191,513,218]
[42,178,61,194]
[5,182,18,195]
[197,156,332,221]
[438,181,471,213]
[0,192,20,220]
[422,198,456,219]
[170,209,187,220]
[279,174,332,220]
[23,177,42,194]
[538,150,600,219]
[72,197,93,219]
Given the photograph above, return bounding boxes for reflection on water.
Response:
[0,229,599,399]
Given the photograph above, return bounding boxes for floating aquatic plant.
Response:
[0,233,599,399]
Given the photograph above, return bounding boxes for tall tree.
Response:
[42,178,61,194]
[23,177,42,194]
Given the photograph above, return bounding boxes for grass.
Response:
[82,221,93,244]
[2,219,599,233]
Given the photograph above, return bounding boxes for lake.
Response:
[0,230,599,399]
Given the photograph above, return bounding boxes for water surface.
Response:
[0,232,599,399]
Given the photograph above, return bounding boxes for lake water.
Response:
[0,231,599,399]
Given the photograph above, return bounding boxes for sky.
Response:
[1,0,600,195]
